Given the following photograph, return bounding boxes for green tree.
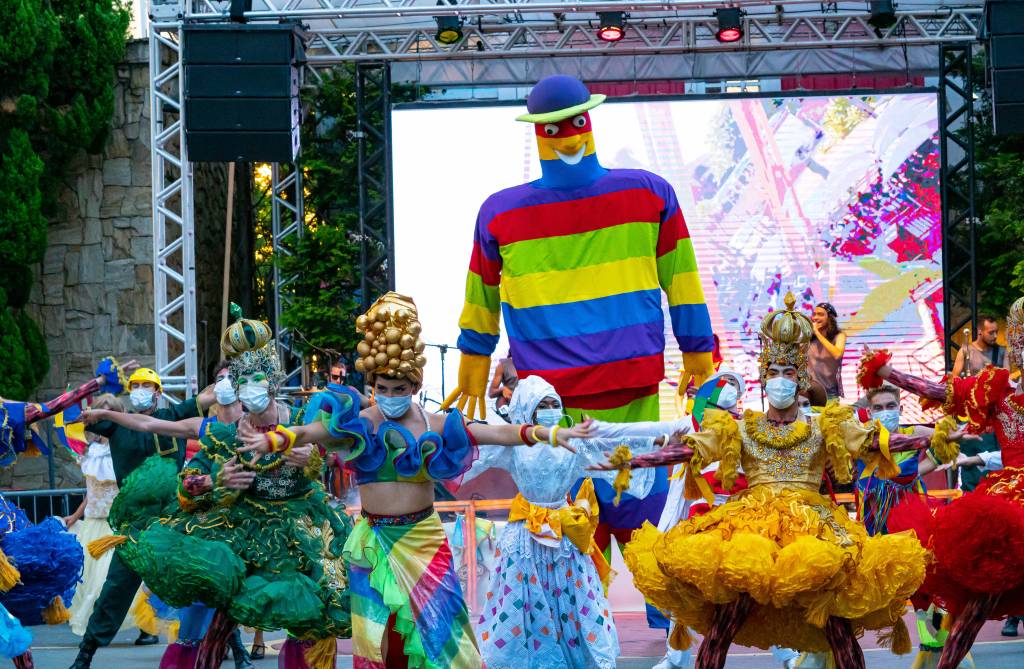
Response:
[972,60,1024,317]
[278,67,412,369]
[0,0,128,397]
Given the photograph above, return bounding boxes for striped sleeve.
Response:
[457,206,502,356]
[654,182,714,354]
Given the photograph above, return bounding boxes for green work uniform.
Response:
[81,398,203,648]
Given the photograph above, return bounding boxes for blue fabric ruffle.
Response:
[0,602,31,659]
[0,517,84,626]
[95,356,126,395]
[0,404,45,469]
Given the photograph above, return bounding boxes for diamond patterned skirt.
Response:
[477,520,619,669]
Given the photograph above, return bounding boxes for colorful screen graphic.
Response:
[392,92,943,421]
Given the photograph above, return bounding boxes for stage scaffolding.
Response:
[148,0,984,398]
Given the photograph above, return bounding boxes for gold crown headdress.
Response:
[1008,296,1024,372]
[758,291,814,389]
[221,303,282,388]
[354,293,427,383]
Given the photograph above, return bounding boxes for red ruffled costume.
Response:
[864,358,1024,618]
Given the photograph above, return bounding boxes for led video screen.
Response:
[392,92,943,421]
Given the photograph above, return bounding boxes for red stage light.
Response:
[597,11,626,42]
[716,27,742,42]
[597,25,624,42]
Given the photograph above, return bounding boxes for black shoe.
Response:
[69,642,96,669]
[249,644,266,661]
[1002,617,1020,637]
[134,631,160,646]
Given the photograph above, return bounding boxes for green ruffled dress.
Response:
[116,417,352,640]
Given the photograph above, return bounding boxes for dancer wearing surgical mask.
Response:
[594,293,957,669]
[82,306,349,669]
[78,360,253,669]
[67,365,215,669]
[464,375,678,669]
[237,293,590,669]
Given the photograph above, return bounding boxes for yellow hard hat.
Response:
[128,368,162,390]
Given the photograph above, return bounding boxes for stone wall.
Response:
[7,39,238,490]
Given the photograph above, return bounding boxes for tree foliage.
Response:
[971,60,1024,317]
[278,67,413,368]
[0,0,128,397]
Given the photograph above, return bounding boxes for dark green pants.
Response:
[959,432,1000,492]
[82,552,142,647]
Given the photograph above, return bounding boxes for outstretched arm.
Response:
[78,410,203,439]
[24,359,139,424]
[590,443,695,470]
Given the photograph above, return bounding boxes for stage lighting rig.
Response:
[714,7,744,43]
[597,11,626,42]
[434,0,463,45]
[868,0,897,30]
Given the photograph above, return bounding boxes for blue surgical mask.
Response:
[129,388,155,411]
[214,377,237,405]
[377,394,412,419]
[873,409,901,433]
[238,384,271,414]
[764,377,798,410]
[535,408,563,427]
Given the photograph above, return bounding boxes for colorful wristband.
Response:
[549,425,561,448]
[519,424,536,446]
[265,425,297,454]
[530,424,545,446]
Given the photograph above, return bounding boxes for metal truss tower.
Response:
[149,0,984,396]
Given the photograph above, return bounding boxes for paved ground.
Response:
[24,617,1024,668]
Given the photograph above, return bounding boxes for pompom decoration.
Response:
[608,445,633,506]
[929,416,961,464]
[857,349,892,390]
[94,356,127,395]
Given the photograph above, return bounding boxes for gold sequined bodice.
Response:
[739,416,826,490]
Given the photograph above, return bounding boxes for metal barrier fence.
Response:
[3,488,86,525]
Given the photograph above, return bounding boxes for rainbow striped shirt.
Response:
[458,169,713,399]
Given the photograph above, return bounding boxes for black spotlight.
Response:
[597,11,626,42]
[868,0,897,30]
[714,7,744,43]
[434,0,463,45]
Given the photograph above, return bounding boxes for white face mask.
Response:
[764,377,798,410]
[214,377,237,405]
[130,388,155,411]
[238,384,271,413]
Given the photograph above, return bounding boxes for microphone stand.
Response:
[424,342,456,401]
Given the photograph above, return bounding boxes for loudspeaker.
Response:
[183,23,305,162]
[985,0,1024,135]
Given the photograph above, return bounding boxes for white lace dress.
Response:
[465,436,657,669]
[67,443,141,636]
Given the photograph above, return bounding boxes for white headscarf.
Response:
[508,376,560,425]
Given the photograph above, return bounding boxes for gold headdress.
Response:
[354,293,427,383]
[758,291,814,390]
[1008,296,1024,372]
[220,303,282,388]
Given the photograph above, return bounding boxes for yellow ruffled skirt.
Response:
[625,484,926,653]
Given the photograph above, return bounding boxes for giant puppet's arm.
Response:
[22,358,136,424]
[653,179,715,398]
[442,205,503,420]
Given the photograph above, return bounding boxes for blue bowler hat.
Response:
[515,75,606,123]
